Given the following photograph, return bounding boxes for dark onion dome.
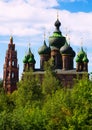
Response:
[38,40,51,55]
[60,41,69,53]
[60,40,76,57]
[54,18,61,28]
[54,18,61,33]
[69,45,76,57]
[50,46,59,51]
[75,47,89,63]
[49,18,65,49]
[49,32,65,49]
[23,47,36,64]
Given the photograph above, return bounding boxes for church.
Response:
[3,17,89,93]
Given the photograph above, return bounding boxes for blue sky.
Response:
[0,0,92,79]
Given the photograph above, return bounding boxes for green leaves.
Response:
[0,70,92,129]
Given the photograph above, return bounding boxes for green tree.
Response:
[15,70,43,107]
[42,60,61,96]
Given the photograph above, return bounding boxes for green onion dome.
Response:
[28,48,34,58]
[23,56,28,63]
[75,56,81,62]
[82,55,89,63]
[77,47,85,59]
[28,57,36,64]
[38,40,51,55]
[23,48,36,64]
[75,47,89,63]
[49,18,65,49]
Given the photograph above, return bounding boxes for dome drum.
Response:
[62,55,72,70]
[83,62,88,72]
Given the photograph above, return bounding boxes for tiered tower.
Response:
[3,36,19,93]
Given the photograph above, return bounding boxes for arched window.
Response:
[12,72,14,78]
[12,61,15,66]
[9,61,10,66]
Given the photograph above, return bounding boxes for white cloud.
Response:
[0,0,92,64]
[58,10,92,47]
[0,0,92,76]
[0,0,58,36]
[0,0,92,47]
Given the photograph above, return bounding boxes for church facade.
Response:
[23,18,89,87]
[3,17,89,93]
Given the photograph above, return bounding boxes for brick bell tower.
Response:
[3,36,19,93]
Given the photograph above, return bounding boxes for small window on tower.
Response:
[12,61,14,66]
[9,61,10,66]
[12,72,14,78]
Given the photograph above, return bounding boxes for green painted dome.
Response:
[38,40,50,55]
[49,18,65,49]
[49,34,65,49]
[23,56,28,63]
[75,56,81,62]
[75,47,89,63]
[77,47,85,59]
[28,57,36,64]
[23,48,36,64]
[28,48,34,58]
[82,55,89,63]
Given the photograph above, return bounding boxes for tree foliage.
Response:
[0,68,92,130]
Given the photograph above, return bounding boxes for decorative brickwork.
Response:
[3,36,19,93]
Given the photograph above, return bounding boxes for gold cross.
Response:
[44,32,46,40]
[57,10,59,19]
[29,43,31,47]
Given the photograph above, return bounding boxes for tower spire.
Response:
[10,35,13,44]
[28,42,31,53]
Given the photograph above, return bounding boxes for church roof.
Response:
[49,18,65,49]
[38,40,50,55]
[76,47,89,63]
[23,47,36,64]
[60,39,76,57]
